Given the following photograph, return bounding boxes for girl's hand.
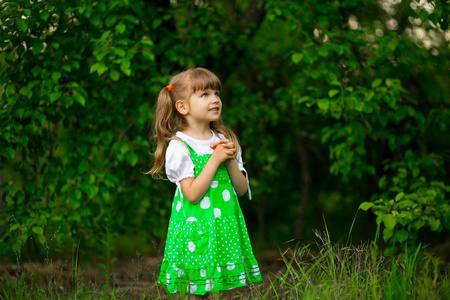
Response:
[210,139,235,163]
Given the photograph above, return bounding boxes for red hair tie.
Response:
[166,85,173,92]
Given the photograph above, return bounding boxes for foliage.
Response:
[258,0,450,252]
[0,0,449,262]
[0,0,170,259]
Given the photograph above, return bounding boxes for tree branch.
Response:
[108,120,135,159]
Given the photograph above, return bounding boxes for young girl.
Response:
[150,68,262,298]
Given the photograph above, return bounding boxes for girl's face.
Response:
[185,88,222,124]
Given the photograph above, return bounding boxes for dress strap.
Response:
[175,137,198,157]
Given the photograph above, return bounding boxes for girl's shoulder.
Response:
[166,133,190,154]
[167,137,188,151]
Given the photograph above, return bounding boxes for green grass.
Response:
[256,230,449,299]
[1,230,449,299]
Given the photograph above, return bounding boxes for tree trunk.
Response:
[0,170,4,233]
[294,135,311,241]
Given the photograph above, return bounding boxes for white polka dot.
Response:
[178,269,184,277]
[222,190,231,201]
[239,272,246,284]
[205,279,213,291]
[227,263,235,270]
[188,241,196,252]
[166,273,170,283]
[200,269,206,277]
[217,266,221,272]
[214,208,221,218]
[186,217,197,222]
[210,181,218,188]
[176,201,182,212]
[187,282,197,293]
[200,197,210,209]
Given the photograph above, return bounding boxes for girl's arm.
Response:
[224,159,248,197]
[180,143,234,204]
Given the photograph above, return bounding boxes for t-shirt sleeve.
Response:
[165,140,195,183]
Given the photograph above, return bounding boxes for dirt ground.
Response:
[0,251,286,299]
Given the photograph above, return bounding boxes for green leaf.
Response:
[38,235,46,245]
[383,214,396,229]
[371,78,382,89]
[115,23,126,33]
[15,108,25,119]
[395,230,409,243]
[105,15,117,27]
[91,63,108,75]
[141,39,154,47]
[428,217,440,231]
[16,18,28,32]
[395,192,405,201]
[355,101,364,112]
[6,85,15,96]
[128,152,139,167]
[120,60,131,76]
[49,91,62,103]
[317,98,329,111]
[32,43,44,55]
[292,53,303,64]
[359,202,374,211]
[52,72,61,83]
[32,226,44,236]
[124,15,139,24]
[31,65,41,77]
[110,70,119,81]
[142,50,155,61]
[100,30,111,41]
[4,147,15,159]
[40,10,50,21]
[328,89,339,98]
[152,18,163,29]
[383,227,394,242]
[298,96,310,104]
[73,94,85,107]
[80,182,99,199]
[19,135,29,147]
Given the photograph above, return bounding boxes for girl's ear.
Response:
[175,100,189,115]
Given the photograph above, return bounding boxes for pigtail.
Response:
[148,87,177,178]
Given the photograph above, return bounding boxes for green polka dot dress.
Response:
[159,140,262,295]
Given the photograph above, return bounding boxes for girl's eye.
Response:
[201,93,208,97]
[215,92,220,97]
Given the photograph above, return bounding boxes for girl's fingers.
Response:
[211,139,234,150]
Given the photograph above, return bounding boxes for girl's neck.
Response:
[181,124,213,140]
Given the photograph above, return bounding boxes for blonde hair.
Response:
[148,67,241,178]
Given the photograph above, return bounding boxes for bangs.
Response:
[189,68,221,93]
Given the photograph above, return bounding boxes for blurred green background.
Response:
[1,0,449,265]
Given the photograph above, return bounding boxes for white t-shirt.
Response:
[165,131,251,198]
